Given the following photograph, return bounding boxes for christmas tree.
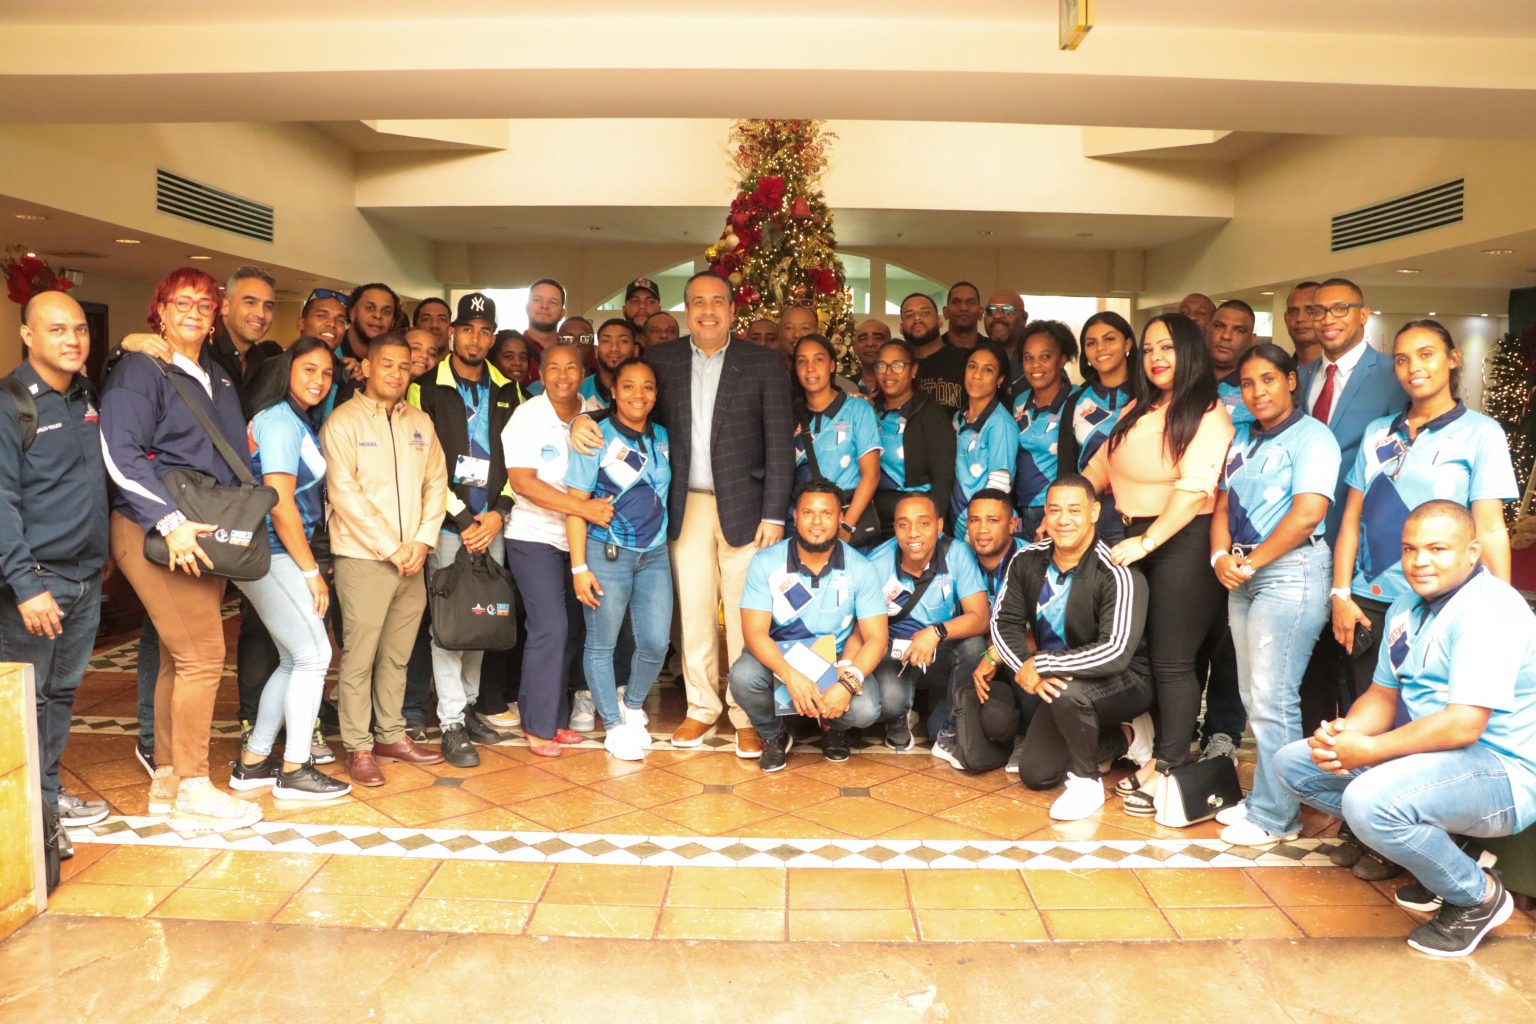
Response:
[706,119,856,364]
[1482,328,1536,526]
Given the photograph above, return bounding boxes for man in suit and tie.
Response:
[626,270,794,756]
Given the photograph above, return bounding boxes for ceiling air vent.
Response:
[1331,178,1463,252]
[155,169,274,243]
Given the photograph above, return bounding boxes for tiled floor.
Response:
[45,626,1536,945]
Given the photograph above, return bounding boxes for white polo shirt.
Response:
[501,393,574,550]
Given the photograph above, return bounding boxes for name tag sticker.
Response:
[453,455,491,488]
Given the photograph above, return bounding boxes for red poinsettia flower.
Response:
[4,254,73,306]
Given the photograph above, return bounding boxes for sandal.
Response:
[1114,775,1140,795]
[1122,786,1156,816]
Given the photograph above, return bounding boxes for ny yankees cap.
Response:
[453,292,497,328]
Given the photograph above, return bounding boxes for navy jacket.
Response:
[101,349,251,535]
[0,363,110,601]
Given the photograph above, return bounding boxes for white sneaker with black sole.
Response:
[1394,881,1444,914]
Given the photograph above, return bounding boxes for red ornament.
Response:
[791,196,812,219]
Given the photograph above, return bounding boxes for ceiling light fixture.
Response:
[114,238,141,245]
[188,254,213,261]
[1259,291,1274,296]
[1483,248,1515,255]
[1481,312,1491,317]
[1427,311,1438,316]
[1394,268,1421,274]
[24,251,36,258]
[13,213,47,221]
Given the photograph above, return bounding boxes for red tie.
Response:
[1311,363,1338,424]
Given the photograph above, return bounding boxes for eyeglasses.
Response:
[305,288,352,307]
[170,296,218,316]
[1305,302,1365,321]
[874,360,911,373]
[985,304,1017,316]
[559,332,595,346]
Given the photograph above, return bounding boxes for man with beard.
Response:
[984,290,1028,387]
[212,266,284,402]
[624,277,662,334]
[642,311,680,348]
[1178,292,1217,334]
[1284,281,1323,366]
[728,479,889,772]
[902,293,966,411]
[413,298,452,361]
[853,318,890,395]
[942,281,985,351]
[526,278,566,353]
[412,292,517,767]
[337,282,400,401]
[579,318,638,408]
[1208,299,1257,428]
[965,488,1025,604]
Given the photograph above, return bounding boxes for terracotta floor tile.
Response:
[429,808,543,832]
[788,867,910,911]
[367,787,494,828]
[528,902,660,939]
[662,755,768,787]
[793,796,926,839]
[1247,867,1391,907]
[791,758,910,788]
[1493,910,1536,937]
[917,908,1048,942]
[279,802,404,828]
[302,855,436,898]
[1283,905,1415,938]
[542,863,671,906]
[666,866,787,909]
[56,842,113,884]
[649,793,780,835]
[420,861,552,903]
[345,762,437,798]
[510,788,635,832]
[58,734,139,767]
[458,764,574,804]
[1026,870,1154,910]
[869,774,986,815]
[591,809,697,836]
[412,745,523,778]
[1134,868,1274,909]
[874,819,1001,841]
[589,769,705,809]
[273,893,412,929]
[935,793,1053,840]
[1021,819,1160,844]
[727,814,853,840]
[1164,907,1302,940]
[789,909,917,942]
[537,749,651,786]
[921,764,1015,792]
[907,870,1033,910]
[1043,908,1176,941]
[46,882,174,918]
[185,851,327,893]
[398,897,533,936]
[638,749,709,767]
[69,757,156,794]
[658,907,786,941]
[149,888,289,924]
[731,772,841,813]
[74,846,218,888]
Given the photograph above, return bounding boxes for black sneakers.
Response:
[1394,881,1444,913]
[274,762,352,801]
[134,737,155,779]
[440,724,479,767]
[462,712,503,746]
[884,715,914,752]
[1407,873,1514,957]
[229,753,280,791]
[404,719,429,743]
[823,729,850,762]
[760,731,794,773]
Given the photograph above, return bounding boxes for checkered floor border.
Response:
[72,815,1344,871]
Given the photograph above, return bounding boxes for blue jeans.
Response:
[0,571,102,804]
[136,614,159,747]
[1274,740,1517,906]
[877,634,988,739]
[728,650,882,742]
[582,545,672,729]
[427,531,506,728]
[1229,542,1330,834]
[235,552,332,764]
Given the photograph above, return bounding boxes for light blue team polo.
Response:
[1222,407,1341,546]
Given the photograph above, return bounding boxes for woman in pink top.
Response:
[1084,314,1235,814]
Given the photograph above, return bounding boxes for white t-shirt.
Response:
[502,394,575,550]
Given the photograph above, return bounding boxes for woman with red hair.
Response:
[101,267,264,834]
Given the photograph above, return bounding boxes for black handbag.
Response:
[951,680,1019,772]
[798,407,880,545]
[1155,756,1244,828]
[141,370,278,582]
[428,544,519,651]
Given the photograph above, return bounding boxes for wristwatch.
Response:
[1139,534,1157,553]
[931,621,950,642]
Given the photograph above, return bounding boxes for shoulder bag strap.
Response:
[154,362,257,486]
[798,405,824,479]
[891,537,950,625]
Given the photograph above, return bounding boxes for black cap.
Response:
[453,292,497,328]
[624,277,660,303]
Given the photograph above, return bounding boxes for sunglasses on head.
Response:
[306,288,352,307]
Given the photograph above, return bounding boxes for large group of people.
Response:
[2,263,1533,958]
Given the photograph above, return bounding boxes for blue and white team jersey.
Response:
[794,392,882,492]
[741,540,886,652]
[950,399,1019,538]
[1035,564,1074,652]
[247,399,327,553]
[1345,403,1517,603]
[1217,371,1255,429]
[876,396,924,492]
[1221,408,1340,547]
[563,418,671,552]
[976,538,1026,602]
[866,537,986,640]
[1375,567,1536,830]
[1011,385,1073,512]
[1068,381,1130,472]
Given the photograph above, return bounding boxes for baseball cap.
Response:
[624,277,660,303]
[453,292,497,328]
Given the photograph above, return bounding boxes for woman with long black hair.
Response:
[951,340,1019,539]
[1010,320,1077,540]
[871,339,956,541]
[1083,313,1235,813]
[1058,312,1135,543]
[791,334,882,545]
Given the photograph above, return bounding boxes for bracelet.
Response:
[983,647,1000,666]
[571,563,589,576]
[838,676,858,696]
[156,510,188,537]
[1329,587,1352,601]
[301,568,321,579]
[1210,549,1228,568]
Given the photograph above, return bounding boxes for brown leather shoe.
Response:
[734,727,763,760]
[373,736,444,765]
[346,750,385,787]
[670,717,716,748]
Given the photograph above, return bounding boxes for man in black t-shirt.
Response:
[902,292,965,411]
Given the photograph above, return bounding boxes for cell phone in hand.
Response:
[1353,621,1374,652]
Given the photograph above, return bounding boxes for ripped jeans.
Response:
[1228,540,1331,835]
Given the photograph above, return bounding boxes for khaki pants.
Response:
[109,512,227,779]
[334,555,427,751]
[669,492,758,729]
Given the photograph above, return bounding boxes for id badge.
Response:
[454,454,491,488]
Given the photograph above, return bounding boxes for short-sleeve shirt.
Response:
[866,537,987,640]
[1068,381,1131,472]
[1087,401,1235,518]
[1035,564,1075,652]
[973,537,1026,602]
[1222,408,1341,546]
[1012,384,1074,511]
[563,417,671,552]
[501,393,575,550]
[1345,403,1517,603]
[950,399,1019,538]
[876,395,925,492]
[794,392,882,493]
[740,539,886,653]
[1217,370,1256,429]
[1374,567,1536,831]
[248,399,326,554]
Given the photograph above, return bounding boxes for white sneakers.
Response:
[1124,712,1155,767]
[480,705,520,730]
[1215,801,1248,826]
[603,720,649,761]
[147,766,177,815]
[1216,802,1299,847]
[169,777,263,834]
[1049,773,1106,821]
[569,691,597,732]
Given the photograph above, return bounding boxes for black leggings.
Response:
[1127,514,1228,769]
[1016,668,1153,788]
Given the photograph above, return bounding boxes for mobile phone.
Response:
[605,542,619,562]
[1353,621,1374,652]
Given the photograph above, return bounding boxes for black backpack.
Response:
[951,676,1021,772]
[0,377,37,451]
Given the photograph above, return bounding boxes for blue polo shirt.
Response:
[248,398,327,553]
[1222,408,1341,547]
[1011,384,1074,511]
[1035,563,1075,652]
[794,392,881,492]
[1067,381,1130,472]
[1346,403,1517,603]
[866,537,986,640]
[741,539,885,653]
[876,395,924,492]
[1376,567,1536,831]
[563,418,671,552]
[950,399,1019,538]
[1217,370,1255,428]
